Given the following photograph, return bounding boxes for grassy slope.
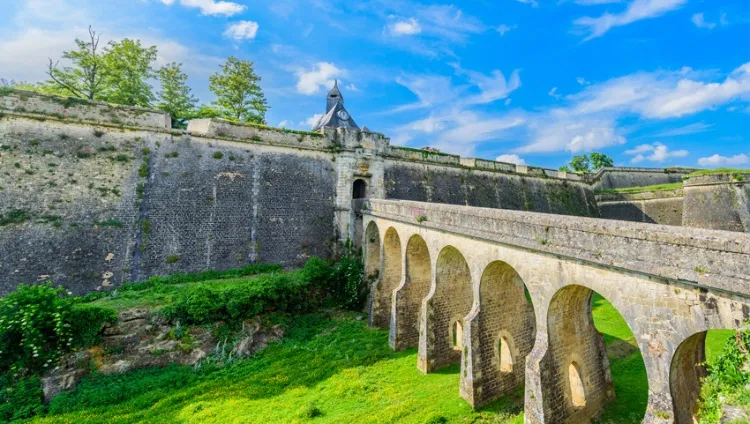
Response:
[33,292,733,424]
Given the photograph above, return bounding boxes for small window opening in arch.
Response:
[499,337,513,373]
[451,320,463,350]
[353,179,367,199]
[569,362,586,408]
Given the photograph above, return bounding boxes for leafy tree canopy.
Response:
[559,152,614,173]
[156,62,197,129]
[102,39,158,107]
[208,56,268,124]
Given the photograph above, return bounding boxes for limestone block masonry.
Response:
[363,198,750,424]
[1,90,614,294]
[682,172,750,232]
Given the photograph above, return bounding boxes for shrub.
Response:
[0,376,45,422]
[696,327,750,422]
[0,284,116,377]
[0,284,71,375]
[328,254,365,310]
[212,152,223,159]
[68,303,117,348]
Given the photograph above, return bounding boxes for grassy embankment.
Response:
[31,282,733,424]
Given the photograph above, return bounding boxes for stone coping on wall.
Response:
[682,172,750,187]
[588,166,699,184]
[385,148,584,182]
[0,89,171,129]
[363,199,750,296]
[595,188,683,202]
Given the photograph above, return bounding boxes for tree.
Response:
[156,63,197,129]
[101,39,158,107]
[559,152,614,173]
[590,152,614,170]
[208,56,268,124]
[45,26,105,100]
[190,105,222,120]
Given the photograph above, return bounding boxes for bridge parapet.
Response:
[363,198,750,297]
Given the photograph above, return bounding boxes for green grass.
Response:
[28,291,730,423]
[596,182,683,195]
[687,168,750,177]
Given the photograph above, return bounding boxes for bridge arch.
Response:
[542,284,616,422]
[460,260,537,407]
[418,245,473,373]
[370,227,402,328]
[390,234,432,350]
[670,331,709,424]
[363,221,380,282]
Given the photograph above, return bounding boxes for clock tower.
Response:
[312,80,360,131]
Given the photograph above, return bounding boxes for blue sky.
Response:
[1,0,749,169]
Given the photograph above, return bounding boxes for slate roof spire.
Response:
[326,79,343,113]
[312,80,359,131]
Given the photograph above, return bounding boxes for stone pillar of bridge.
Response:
[418,246,473,373]
[370,227,401,328]
[390,234,431,350]
[525,285,615,423]
[460,262,536,407]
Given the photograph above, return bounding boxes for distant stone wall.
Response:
[383,160,599,217]
[0,113,335,295]
[597,189,683,226]
[590,167,694,191]
[682,172,750,232]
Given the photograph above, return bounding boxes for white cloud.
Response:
[516,0,539,7]
[301,114,323,128]
[389,18,422,36]
[649,122,713,137]
[161,0,245,16]
[278,120,292,128]
[224,21,259,41]
[497,24,516,36]
[519,116,626,153]
[548,87,560,99]
[574,0,686,41]
[504,98,512,106]
[691,13,716,30]
[346,83,360,92]
[624,142,688,163]
[697,153,749,167]
[460,68,521,105]
[567,62,750,119]
[295,62,345,95]
[720,13,728,26]
[496,154,526,165]
[403,116,446,133]
[576,77,588,85]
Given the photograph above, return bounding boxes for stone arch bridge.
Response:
[361,199,750,424]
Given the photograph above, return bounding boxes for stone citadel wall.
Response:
[0,90,738,294]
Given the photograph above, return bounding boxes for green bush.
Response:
[0,376,45,422]
[697,327,750,422]
[0,284,116,376]
[68,303,118,348]
[329,255,365,310]
[0,284,73,375]
[163,271,319,325]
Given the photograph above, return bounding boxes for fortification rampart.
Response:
[590,166,695,191]
[597,188,684,226]
[0,89,172,129]
[0,90,740,294]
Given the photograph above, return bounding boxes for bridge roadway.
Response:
[361,198,750,424]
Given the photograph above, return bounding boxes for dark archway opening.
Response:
[353,179,367,199]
